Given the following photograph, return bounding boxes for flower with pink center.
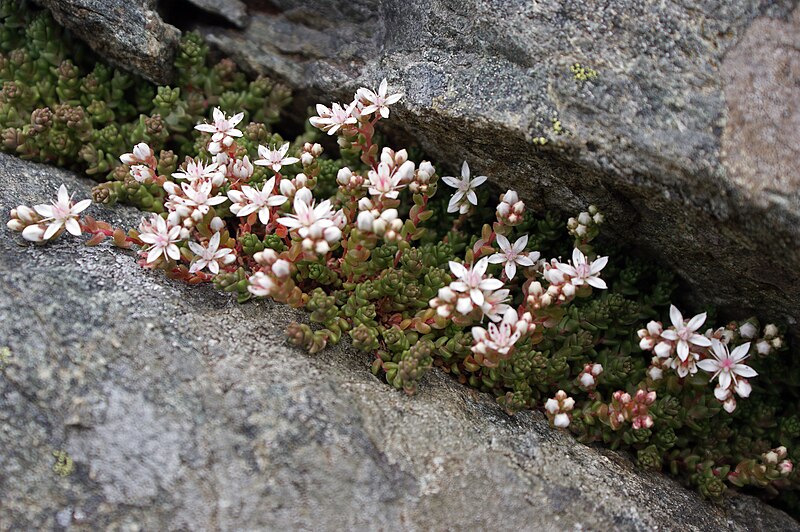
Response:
[697,340,757,391]
[556,248,608,289]
[194,107,244,154]
[481,288,512,322]
[172,159,223,184]
[175,180,227,215]
[487,234,539,280]
[188,232,235,274]
[31,184,92,240]
[277,188,342,253]
[659,305,713,361]
[448,258,504,308]
[255,142,300,173]
[227,176,287,225]
[356,78,403,119]
[471,308,531,362]
[309,102,358,135]
[138,214,182,264]
[366,162,406,199]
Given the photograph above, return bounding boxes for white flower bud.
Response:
[739,322,757,339]
[22,224,47,241]
[578,212,592,225]
[300,152,314,166]
[764,324,779,338]
[553,413,570,427]
[272,259,291,278]
[210,217,225,231]
[280,179,296,197]
[395,149,408,165]
[311,143,323,156]
[337,167,353,186]
[357,211,376,232]
[756,339,771,355]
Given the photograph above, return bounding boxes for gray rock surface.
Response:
[199,0,800,332]
[1,155,798,529]
[185,0,249,28]
[36,0,181,84]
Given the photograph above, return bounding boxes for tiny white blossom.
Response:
[227,176,287,225]
[441,161,487,214]
[255,142,300,173]
[697,340,758,391]
[138,214,182,264]
[449,258,504,308]
[366,162,407,199]
[188,232,235,274]
[32,184,92,240]
[172,159,224,184]
[556,248,608,289]
[356,78,403,118]
[487,234,539,280]
[659,305,713,361]
[277,188,342,253]
[309,102,358,135]
[194,107,244,154]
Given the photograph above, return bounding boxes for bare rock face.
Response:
[199,0,800,332]
[1,154,799,529]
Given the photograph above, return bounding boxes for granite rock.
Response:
[200,0,800,332]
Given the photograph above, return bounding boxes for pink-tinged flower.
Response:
[659,305,713,361]
[556,248,608,289]
[248,271,276,297]
[496,189,525,226]
[229,155,254,182]
[194,107,244,154]
[366,162,407,199]
[448,258,504,308]
[471,308,532,362]
[697,340,757,391]
[32,184,92,240]
[187,232,235,274]
[255,142,300,173]
[356,78,403,118]
[442,161,487,214]
[173,180,227,215]
[120,142,155,167]
[481,288,512,322]
[277,188,342,254]
[227,176,287,225]
[172,159,224,184]
[130,164,156,184]
[637,320,664,351]
[309,102,358,135]
[138,214,182,264]
[545,390,575,428]
[488,234,539,280]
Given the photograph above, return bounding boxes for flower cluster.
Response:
[6,8,800,514]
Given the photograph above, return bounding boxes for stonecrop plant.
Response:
[4,1,800,517]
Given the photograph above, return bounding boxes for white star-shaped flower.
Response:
[659,305,713,361]
[448,258,504,308]
[188,232,235,274]
[441,161,487,214]
[138,214,182,264]
[697,340,757,390]
[227,176,287,225]
[32,184,92,240]
[556,248,609,290]
[356,78,403,119]
[255,142,300,173]
[487,234,539,280]
[309,102,358,135]
[194,107,244,154]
